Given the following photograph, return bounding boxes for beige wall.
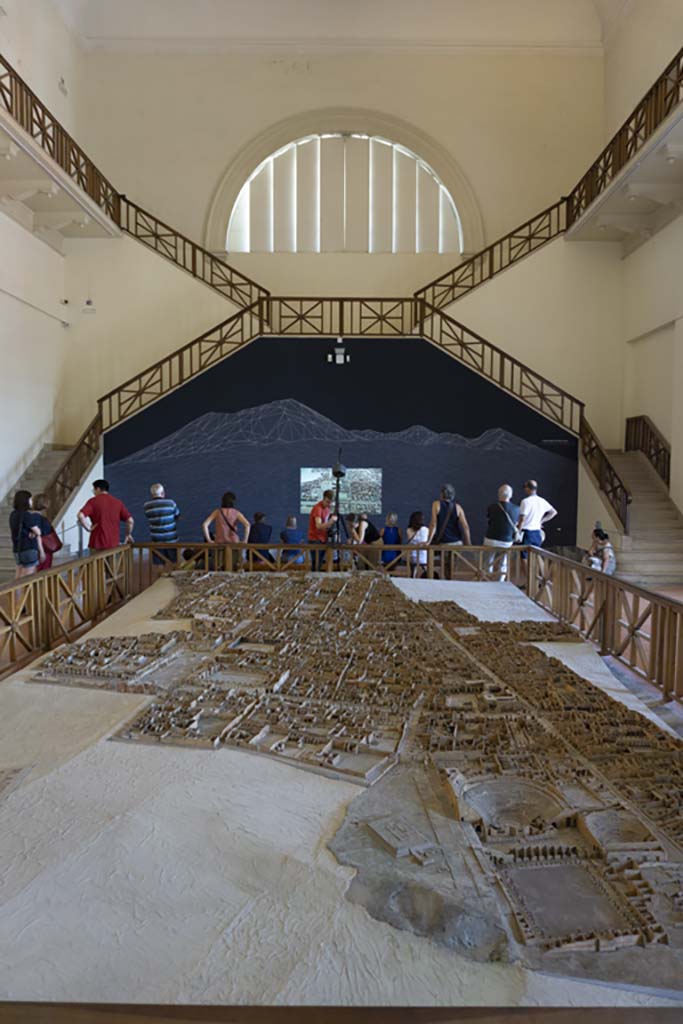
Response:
[446,237,624,447]
[0,0,87,139]
[0,212,68,499]
[229,252,456,298]
[82,51,603,251]
[604,1,683,137]
[623,324,674,443]
[58,235,236,440]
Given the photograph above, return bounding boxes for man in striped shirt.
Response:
[143,483,180,564]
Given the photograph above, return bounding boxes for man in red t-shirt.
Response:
[307,489,337,570]
[78,479,134,551]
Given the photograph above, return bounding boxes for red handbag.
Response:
[42,530,63,554]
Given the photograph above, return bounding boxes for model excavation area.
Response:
[30,572,683,995]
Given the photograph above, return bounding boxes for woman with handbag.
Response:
[9,490,45,579]
[33,493,63,572]
[428,484,471,580]
[202,491,250,570]
[483,484,521,581]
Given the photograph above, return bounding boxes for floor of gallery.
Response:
[0,577,682,1008]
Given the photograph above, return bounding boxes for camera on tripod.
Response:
[332,457,346,480]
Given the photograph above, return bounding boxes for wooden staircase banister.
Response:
[119,197,270,310]
[41,413,103,523]
[0,53,120,221]
[580,417,632,532]
[625,414,671,488]
[418,300,584,435]
[414,199,567,310]
[567,43,683,227]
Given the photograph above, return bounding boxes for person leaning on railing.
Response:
[78,479,134,551]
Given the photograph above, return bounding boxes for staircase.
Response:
[0,445,73,581]
[606,451,683,589]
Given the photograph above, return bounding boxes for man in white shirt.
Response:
[517,479,557,549]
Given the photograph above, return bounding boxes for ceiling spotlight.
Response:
[667,155,677,165]
[82,298,97,315]
[628,193,637,202]
[327,339,350,365]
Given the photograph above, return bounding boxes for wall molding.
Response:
[78,37,605,57]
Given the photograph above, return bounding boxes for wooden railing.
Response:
[99,304,263,430]
[128,541,529,596]
[0,54,120,221]
[528,547,683,700]
[119,197,269,310]
[625,415,671,488]
[264,296,418,336]
[419,302,583,435]
[580,417,631,531]
[41,414,102,522]
[0,546,132,677]
[3,544,682,704]
[415,200,567,310]
[567,43,683,226]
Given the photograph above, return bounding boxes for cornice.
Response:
[79,36,605,58]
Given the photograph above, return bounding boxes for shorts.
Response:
[14,549,39,566]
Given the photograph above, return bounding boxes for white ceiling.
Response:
[52,0,633,54]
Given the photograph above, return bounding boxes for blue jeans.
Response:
[523,530,544,547]
[309,541,327,571]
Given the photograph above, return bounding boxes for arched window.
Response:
[227,134,462,255]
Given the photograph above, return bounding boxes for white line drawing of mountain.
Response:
[110,398,546,465]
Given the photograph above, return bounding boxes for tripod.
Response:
[331,448,351,546]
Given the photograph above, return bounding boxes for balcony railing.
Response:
[0,54,119,221]
[580,417,631,532]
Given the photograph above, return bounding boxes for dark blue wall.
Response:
[104,336,578,546]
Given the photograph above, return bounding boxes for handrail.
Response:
[527,546,683,699]
[625,415,671,488]
[0,53,120,221]
[567,43,683,226]
[119,196,270,310]
[418,301,583,434]
[0,545,132,677]
[99,302,263,430]
[414,200,567,310]
[41,413,102,523]
[580,416,631,531]
[416,43,683,310]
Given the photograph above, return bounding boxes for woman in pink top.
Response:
[202,491,250,569]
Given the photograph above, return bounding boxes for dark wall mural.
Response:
[104,336,578,547]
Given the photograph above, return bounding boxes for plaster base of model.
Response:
[0,577,681,1007]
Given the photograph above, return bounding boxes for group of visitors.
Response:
[9,475,616,581]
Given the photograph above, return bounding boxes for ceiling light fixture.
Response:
[327,339,350,365]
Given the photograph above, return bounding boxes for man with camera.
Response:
[307,489,338,571]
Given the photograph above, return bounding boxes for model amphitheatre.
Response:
[32,571,683,993]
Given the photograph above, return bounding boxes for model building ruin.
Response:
[32,572,683,992]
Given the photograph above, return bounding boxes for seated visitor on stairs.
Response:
[584,527,617,576]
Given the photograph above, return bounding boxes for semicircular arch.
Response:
[204,107,485,254]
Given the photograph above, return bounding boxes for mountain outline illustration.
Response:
[111,398,543,464]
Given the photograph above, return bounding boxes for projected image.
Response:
[300,468,382,514]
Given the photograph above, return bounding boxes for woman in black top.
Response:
[9,490,45,579]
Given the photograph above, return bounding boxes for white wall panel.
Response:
[296,138,320,253]
[369,138,393,253]
[416,165,439,254]
[439,189,460,254]
[227,183,250,253]
[393,148,417,253]
[344,136,369,252]
[249,160,273,253]
[320,136,345,253]
[273,145,296,253]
